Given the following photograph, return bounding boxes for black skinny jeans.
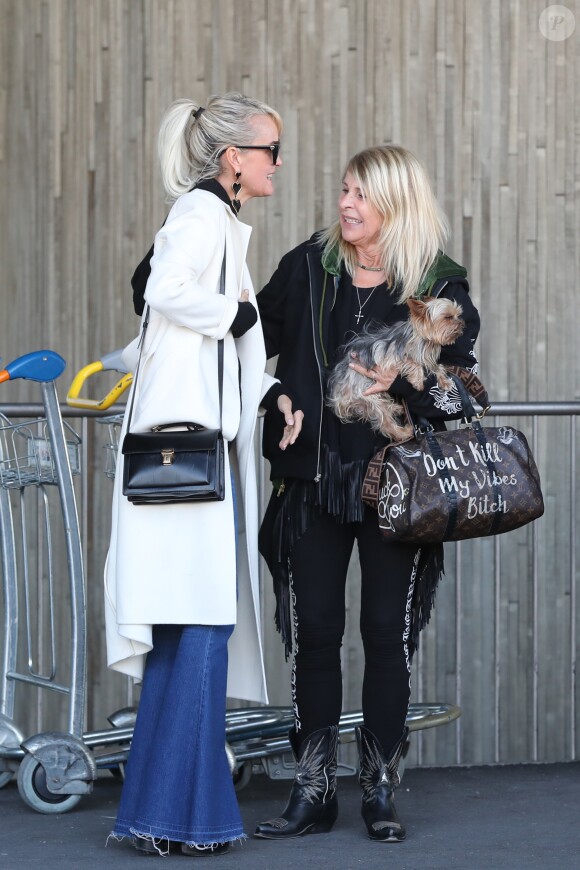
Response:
[289,506,420,755]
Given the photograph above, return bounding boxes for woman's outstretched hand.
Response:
[348,356,399,396]
[277,394,304,450]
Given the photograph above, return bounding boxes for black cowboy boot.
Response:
[254,725,339,839]
[356,725,409,843]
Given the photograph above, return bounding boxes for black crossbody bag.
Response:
[122,251,226,505]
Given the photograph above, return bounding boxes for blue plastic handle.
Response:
[2,350,66,383]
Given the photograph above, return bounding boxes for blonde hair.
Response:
[319,145,449,301]
[158,92,282,200]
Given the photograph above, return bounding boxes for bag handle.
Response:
[125,247,226,435]
[361,369,491,511]
[151,422,207,432]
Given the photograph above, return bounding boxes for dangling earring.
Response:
[231,172,242,215]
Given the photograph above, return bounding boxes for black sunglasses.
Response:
[232,142,280,165]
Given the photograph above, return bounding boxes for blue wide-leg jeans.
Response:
[112,622,244,847]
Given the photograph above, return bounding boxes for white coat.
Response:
[104,188,277,704]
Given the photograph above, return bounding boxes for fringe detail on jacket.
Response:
[410,543,445,653]
[270,447,444,659]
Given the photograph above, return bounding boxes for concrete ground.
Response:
[0,762,578,870]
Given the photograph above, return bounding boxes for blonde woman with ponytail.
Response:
[105,93,293,857]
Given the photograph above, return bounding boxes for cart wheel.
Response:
[17,753,82,814]
[233,761,252,792]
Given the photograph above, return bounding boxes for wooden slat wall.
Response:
[0,0,578,765]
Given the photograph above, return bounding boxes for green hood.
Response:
[416,252,467,296]
[321,246,467,293]
[320,244,342,277]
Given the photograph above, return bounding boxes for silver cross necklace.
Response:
[354,283,379,324]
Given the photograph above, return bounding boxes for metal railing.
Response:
[1,399,579,766]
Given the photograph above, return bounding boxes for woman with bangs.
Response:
[254,145,480,843]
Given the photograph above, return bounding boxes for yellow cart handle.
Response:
[67,358,133,410]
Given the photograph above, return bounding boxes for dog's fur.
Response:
[327,296,465,441]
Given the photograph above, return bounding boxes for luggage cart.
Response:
[67,353,461,793]
[0,351,144,813]
[0,351,93,812]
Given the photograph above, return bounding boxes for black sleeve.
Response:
[230,301,258,337]
[256,248,298,359]
[389,279,481,420]
[131,244,155,316]
[132,217,169,316]
[260,382,285,412]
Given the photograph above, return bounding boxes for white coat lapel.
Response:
[225,209,252,294]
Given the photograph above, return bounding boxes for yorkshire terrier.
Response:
[327,296,465,441]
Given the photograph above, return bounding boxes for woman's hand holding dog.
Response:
[277,395,304,450]
[348,356,399,396]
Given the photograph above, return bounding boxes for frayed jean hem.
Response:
[107,829,247,855]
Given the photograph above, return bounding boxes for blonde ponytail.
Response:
[157,93,282,201]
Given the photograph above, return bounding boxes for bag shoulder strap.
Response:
[126,246,227,434]
[445,366,490,411]
[361,447,389,509]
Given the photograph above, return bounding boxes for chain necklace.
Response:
[356,261,384,272]
[354,283,379,324]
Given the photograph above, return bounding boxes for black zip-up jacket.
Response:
[257,234,480,483]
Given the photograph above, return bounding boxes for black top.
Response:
[257,234,480,488]
[325,275,392,464]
